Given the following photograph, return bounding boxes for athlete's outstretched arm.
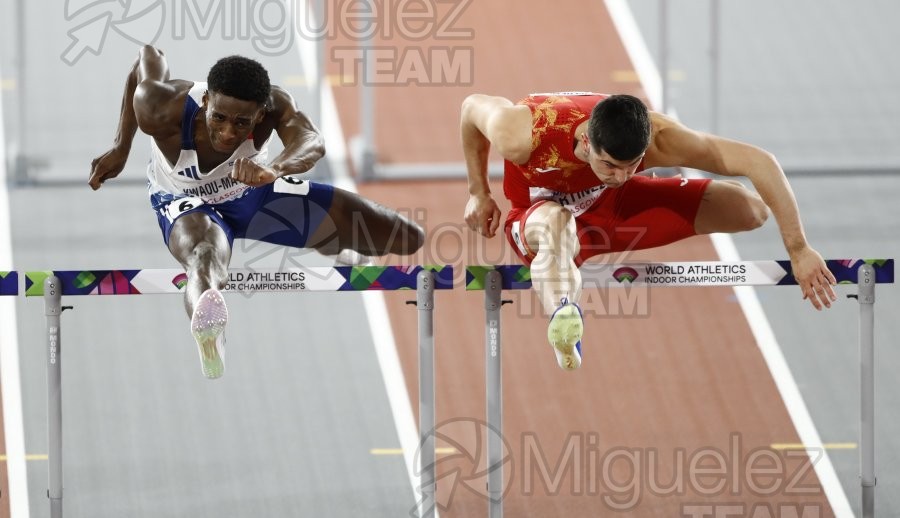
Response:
[229,86,325,187]
[645,113,837,310]
[460,94,530,237]
[89,45,176,190]
[270,86,325,175]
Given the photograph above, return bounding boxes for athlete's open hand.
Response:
[465,193,502,238]
[89,145,130,190]
[791,245,837,310]
[231,157,277,187]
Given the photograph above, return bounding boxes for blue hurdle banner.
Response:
[0,271,17,295]
[466,259,894,290]
[25,265,453,296]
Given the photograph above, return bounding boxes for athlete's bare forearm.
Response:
[90,46,172,190]
[234,129,323,187]
[270,117,325,176]
[111,57,140,151]
[267,88,325,176]
[698,136,809,253]
[738,150,809,253]
[648,117,810,254]
[461,95,494,197]
[461,95,515,237]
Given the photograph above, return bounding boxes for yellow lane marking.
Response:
[370,448,402,455]
[611,70,640,83]
[371,447,458,456]
[612,69,685,83]
[770,443,857,451]
[0,453,49,461]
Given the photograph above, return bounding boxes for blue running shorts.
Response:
[150,177,335,248]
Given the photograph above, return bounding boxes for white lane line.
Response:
[292,2,426,512]
[711,234,854,517]
[0,57,30,518]
[604,0,662,110]
[320,64,428,518]
[604,1,854,516]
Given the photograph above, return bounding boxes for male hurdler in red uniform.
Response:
[461,92,835,370]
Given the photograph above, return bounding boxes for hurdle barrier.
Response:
[21,265,452,518]
[466,259,893,518]
[1,259,895,516]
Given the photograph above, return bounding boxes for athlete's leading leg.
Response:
[524,202,585,371]
[524,202,582,314]
[308,187,425,257]
[168,212,232,379]
[168,213,232,315]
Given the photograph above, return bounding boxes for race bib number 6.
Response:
[165,196,205,222]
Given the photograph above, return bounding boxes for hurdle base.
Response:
[489,498,502,518]
[862,485,874,518]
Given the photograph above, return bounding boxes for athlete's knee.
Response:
[697,181,768,234]
[401,216,426,254]
[187,241,222,264]
[379,212,425,255]
[748,194,769,229]
[169,216,230,268]
[734,188,768,231]
[525,203,577,255]
[397,213,427,255]
[532,204,576,242]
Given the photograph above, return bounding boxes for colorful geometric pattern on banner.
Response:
[0,271,17,295]
[24,265,453,296]
[466,259,894,290]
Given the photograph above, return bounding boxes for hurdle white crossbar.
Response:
[31,265,452,518]
[467,259,893,518]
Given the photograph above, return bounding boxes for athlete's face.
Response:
[582,133,644,188]
[203,91,265,154]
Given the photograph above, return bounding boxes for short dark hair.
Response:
[207,55,271,105]
[586,94,651,161]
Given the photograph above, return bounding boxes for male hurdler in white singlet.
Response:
[89,46,424,379]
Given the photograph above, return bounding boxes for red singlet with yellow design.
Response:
[503,92,645,216]
[501,92,710,267]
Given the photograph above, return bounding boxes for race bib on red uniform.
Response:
[528,185,606,217]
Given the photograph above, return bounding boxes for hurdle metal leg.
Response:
[856,264,876,517]
[44,276,63,518]
[416,270,436,518]
[485,271,503,518]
